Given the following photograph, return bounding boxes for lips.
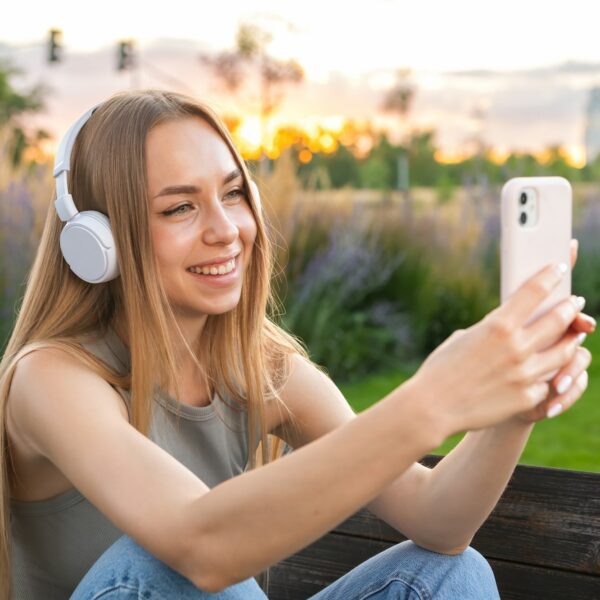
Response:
[188,252,240,270]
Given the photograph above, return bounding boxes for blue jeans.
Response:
[70,535,500,599]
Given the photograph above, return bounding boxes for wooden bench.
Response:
[265,455,600,599]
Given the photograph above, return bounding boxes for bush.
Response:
[281,209,416,382]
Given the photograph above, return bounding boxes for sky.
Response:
[2,0,600,162]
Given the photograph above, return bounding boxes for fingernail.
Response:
[576,333,587,345]
[555,263,568,277]
[556,375,573,394]
[576,296,586,311]
[547,403,563,419]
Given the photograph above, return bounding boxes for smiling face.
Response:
[146,116,257,326]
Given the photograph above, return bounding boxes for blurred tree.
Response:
[408,130,438,187]
[360,134,396,190]
[542,145,583,181]
[381,68,416,220]
[315,145,359,189]
[201,23,304,177]
[359,154,392,189]
[0,60,48,168]
[501,153,543,179]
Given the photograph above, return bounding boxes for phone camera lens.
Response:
[519,192,528,205]
[519,212,527,224]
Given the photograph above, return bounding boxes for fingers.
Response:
[546,370,589,419]
[521,295,585,355]
[498,262,569,329]
[570,312,597,334]
[550,343,592,394]
[524,380,551,408]
[570,238,578,269]
[520,330,589,384]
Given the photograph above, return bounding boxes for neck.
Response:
[111,311,208,375]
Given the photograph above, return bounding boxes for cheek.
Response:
[151,223,188,271]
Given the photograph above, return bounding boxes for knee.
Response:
[395,542,498,598]
[73,535,197,597]
[442,545,498,596]
[74,535,267,600]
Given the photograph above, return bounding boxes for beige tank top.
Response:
[10,327,259,599]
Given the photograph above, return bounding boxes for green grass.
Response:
[339,328,600,473]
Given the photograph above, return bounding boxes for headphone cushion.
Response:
[60,210,119,283]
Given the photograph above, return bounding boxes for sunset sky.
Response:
[2,0,600,163]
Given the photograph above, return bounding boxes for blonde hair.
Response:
[0,89,308,598]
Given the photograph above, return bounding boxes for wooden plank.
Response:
[423,456,600,576]
[268,534,600,600]
[488,559,600,600]
[333,456,600,576]
[267,534,391,600]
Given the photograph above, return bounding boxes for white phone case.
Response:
[501,176,572,328]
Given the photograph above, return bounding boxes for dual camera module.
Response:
[519,192,528,224]
[517,188,538,227]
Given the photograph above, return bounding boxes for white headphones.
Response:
[53,104,261,284]
[53,104,119,283]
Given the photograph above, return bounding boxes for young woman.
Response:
[0,89,594,600]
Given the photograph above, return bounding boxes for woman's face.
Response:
[146,116,257,322]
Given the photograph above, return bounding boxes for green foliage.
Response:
[407,131,438,186]
[280,213,416,382]
[340,331,600,472]
[279,190,509,381]
[0,59,48,168]
[414,265,496,353]
[299,145,360,189]
[294,130,590,191]
[435,174,455,204]
[358,155,392,189]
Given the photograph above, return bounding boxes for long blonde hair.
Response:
[0,89,308,598]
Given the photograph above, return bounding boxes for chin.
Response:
[174,297,242,318]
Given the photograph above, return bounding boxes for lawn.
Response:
[338,326,600,473]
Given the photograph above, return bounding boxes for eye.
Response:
[162,203,192,217]
[224,188,245,202]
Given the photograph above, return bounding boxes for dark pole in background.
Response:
[43,30,191,94]
[48,29,62,63]
[117,39,140,88]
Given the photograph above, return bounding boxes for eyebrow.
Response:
[152,168,243,200]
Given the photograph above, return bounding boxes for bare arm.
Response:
[182,376,440,591]
[8,347,442,594]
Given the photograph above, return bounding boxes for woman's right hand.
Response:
[410,262,586,436]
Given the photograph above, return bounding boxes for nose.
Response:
[201,197,238,245]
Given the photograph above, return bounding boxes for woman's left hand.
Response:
[516,239,596,423]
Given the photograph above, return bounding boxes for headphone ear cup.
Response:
[60,211,119,283]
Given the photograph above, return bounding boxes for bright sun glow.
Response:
[3,1,598,164]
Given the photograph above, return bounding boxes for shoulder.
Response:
[271,353,356,449]
[7,345,129,457]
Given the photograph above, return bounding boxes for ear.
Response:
[249,180,261,212]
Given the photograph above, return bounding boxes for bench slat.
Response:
[268,534,600,599]
[333,456,600,576]
[424,456,600,576]
[488,559,600,600]
[267,456,600,598]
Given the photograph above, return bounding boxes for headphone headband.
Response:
[53,104,102,222]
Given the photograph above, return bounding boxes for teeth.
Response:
[188,258,236,276]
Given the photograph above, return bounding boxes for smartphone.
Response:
[501,176,572,329]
